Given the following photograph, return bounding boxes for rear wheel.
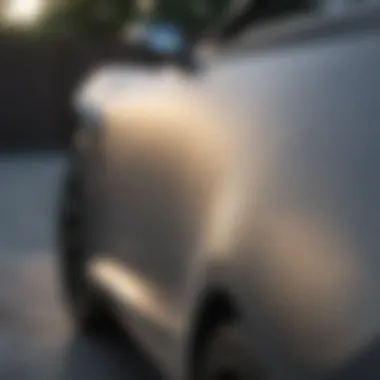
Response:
[58,159,113,334]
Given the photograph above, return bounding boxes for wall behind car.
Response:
[0,37,169,151]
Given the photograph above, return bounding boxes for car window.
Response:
[219,0,380,53]
[216,0,313,41]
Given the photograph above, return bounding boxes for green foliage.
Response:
[40,0,134,38]
[39,0,231,38]
[155,0,200,30]
[0,0,317,38]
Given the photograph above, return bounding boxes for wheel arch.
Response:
[187,287,240,380]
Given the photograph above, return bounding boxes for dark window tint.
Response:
[217,0,379,41]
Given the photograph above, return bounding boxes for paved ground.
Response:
[0,154,160,380]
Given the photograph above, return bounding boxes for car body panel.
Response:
[77,63,235,378]
[202,11,380,378]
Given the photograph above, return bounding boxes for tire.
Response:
[58,159,113,334]
[197,323,265,380]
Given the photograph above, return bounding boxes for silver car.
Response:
[58,1,380,379]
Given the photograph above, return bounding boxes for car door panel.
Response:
[206,10,380,373]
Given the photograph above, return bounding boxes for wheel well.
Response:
[188,289,239,379]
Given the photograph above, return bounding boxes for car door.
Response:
[202,1,380,375]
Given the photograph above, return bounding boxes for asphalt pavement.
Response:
[0,154,160,380]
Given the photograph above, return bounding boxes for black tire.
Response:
[58,159,113,334]
[197,323,265,380]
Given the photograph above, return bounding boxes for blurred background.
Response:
[0,0,228,151]
[0,0,353,151]
[0,0,368,379]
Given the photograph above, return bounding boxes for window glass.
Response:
[219,0,379,41]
